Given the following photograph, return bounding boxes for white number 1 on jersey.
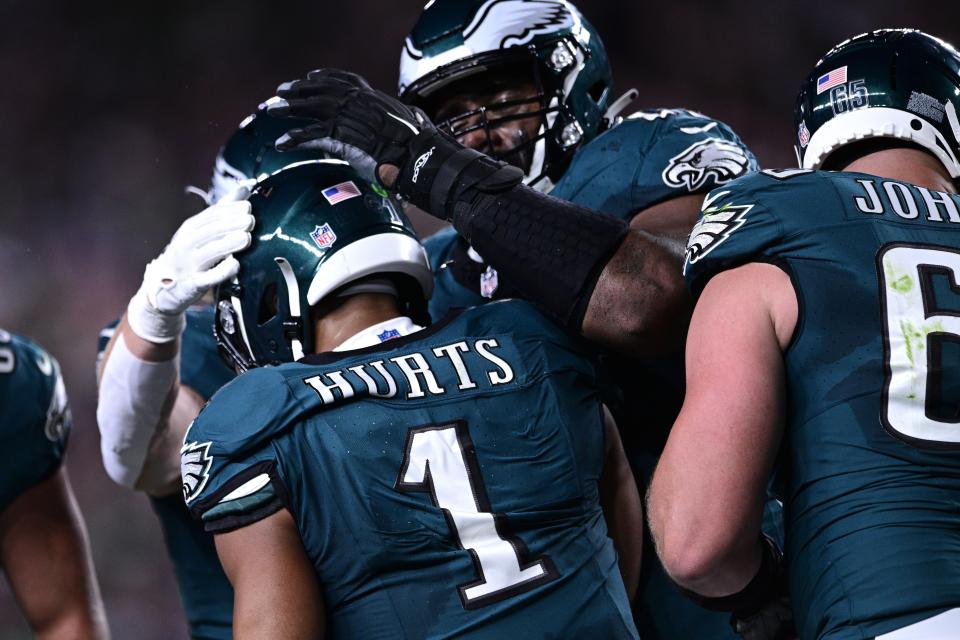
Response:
[396,421,557,609]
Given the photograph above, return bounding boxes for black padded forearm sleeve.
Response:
[394,128,628,330]
[450,185,628,330]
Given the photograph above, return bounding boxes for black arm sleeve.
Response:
[450,186,628,330]
[395,128,628,330]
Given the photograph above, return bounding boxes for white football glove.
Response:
[127,186,254,343]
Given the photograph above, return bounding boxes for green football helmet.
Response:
[795,29,960,178]
[398,0,627,189]
[203,107,329,204]
[215,161,433,372]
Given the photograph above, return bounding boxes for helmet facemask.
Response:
[418,53,569,186]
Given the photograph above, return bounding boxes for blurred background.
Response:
[1,0,957,636]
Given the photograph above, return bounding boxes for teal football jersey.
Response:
[422,226,486,321]
[98,305,235,640]
[184,300,638,640]
[685,169,960,640]
[0,331,70,512]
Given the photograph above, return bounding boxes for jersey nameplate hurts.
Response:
[302,337,516,404]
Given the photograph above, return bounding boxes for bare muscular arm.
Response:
[647,262,796,596]
[581,194,702,357]
[599,406,643,601]
[0,468,109,640]
[215,509,325,640]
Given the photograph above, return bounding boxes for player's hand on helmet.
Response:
[266,68,436,188]
[267,68,523,222]
[127,185,254,343]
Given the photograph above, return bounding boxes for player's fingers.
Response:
[307,68,372,89]
[276,125,333,151]
[262,94,291,116]
[219,184,251,204]
[271,95,343,122]
[180,199,250,231]
[194,256,241,289]
[190,201,253,233]
[275,77,312,99]
[276,74,358,103]
[185,205,254,250]
[193,231,252,270]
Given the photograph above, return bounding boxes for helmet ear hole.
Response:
[587,80,608,104]
[258,282,279,326]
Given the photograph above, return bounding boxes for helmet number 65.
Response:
[830,79,869,116]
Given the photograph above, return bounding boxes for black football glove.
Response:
[267,68,428,186]
[726,536,795,640]
[731,596,796,640]
[266,68,522,220]
[678,535,797,640]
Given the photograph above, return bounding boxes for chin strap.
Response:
[603,88,639,127]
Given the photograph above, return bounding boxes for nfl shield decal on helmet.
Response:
[181,439,213,504]
[310,223,338,250]
[662,138,751,191]
[797,120,811,147]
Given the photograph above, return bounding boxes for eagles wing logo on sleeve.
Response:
[43,362,71,443]
[662,138,751,192]
[683,192,753,274]
[181,439,214,504]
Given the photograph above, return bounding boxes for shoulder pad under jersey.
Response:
[551,108,758,221]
